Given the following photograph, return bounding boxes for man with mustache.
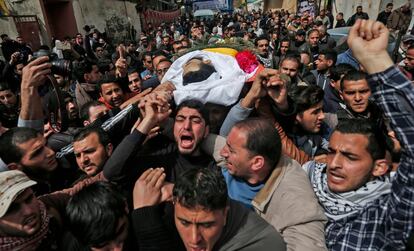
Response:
[304,19,414,250]
[0,170,71,250]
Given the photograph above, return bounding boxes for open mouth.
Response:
[180,135,194,149]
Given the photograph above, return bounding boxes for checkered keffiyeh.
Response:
[319,66,414,250]
[0,201,50,250]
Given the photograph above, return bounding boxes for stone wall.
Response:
[73,0,142,44]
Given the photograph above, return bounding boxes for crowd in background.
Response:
[0,3,414,251]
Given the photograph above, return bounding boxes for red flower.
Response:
[236,50,259,74]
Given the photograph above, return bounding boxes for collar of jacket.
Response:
[252,155,292,212]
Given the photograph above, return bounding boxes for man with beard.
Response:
[1,57,79,195]
[400,44,414,81]
[308,48,337,91]
[290,29,306,52]
[387,3,412,34]
[74,61,103,109]
[321,63,354,113]
[255,35,275,68]
[100,97,217,191]
[219,118,327,250]
[0,170,71,250]
[377,3,393,25]
[346,6,369,26]
[132,167,286,251]
[304,19,414,250]
[299,29,321,66]
[0,82,20,128]
[1,51,24,93]
[324,70,388,136]
[0,127,78,195]
[73,127,113,178]
[316,24,336,50]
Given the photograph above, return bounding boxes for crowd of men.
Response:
[0,4,414,251]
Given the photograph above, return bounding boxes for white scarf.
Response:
[306,161,392,220]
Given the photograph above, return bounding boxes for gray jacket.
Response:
[252,156,328,251]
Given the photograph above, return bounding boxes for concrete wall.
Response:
[1,0,49,45]
[333,0,414,32]
[1,0,142,49]
[333,0,381,24]
[0,16,19,39]
[72,0,142,44]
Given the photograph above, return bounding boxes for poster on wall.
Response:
[297,0,317,17]
[193,0,227,11]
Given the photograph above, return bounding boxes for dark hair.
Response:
[334,119,386,160]
[330,64,354,82]
[0,127,40,164]
[176,99,210,125]
[142,52,152,61]
[173,168,228,211]
[182,60,216,85]
[97,74,121,93]
[337,12,344,16]
[127,68,139,76]
[156,58,172,68]
[73,126,110,147]
[254,35,270,46]
[0,81,12,92]
[340,70,367,91]
[319,48,337,65]
[234,118,282,168]
[280,38,290,45]
[74,61,98,82]
[280,55,301,68]
[39,45,50,51]
[66,182,127,248]
[0,34,8,40]
[314,20,324,27]
[80,100,105,121]
[292,85,324,113]
[386,3,393,7]
[307,29,319,37]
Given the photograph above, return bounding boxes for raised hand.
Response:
[347,19,393,74]
[21,56,51,89]
[9,52,21,65]
[133,168,167,209]
[241,68,268,108]
[265,72,289,111]
[134,92,172,135]
[115,58,128,77]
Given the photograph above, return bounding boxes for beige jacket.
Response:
[252,155,328,251]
